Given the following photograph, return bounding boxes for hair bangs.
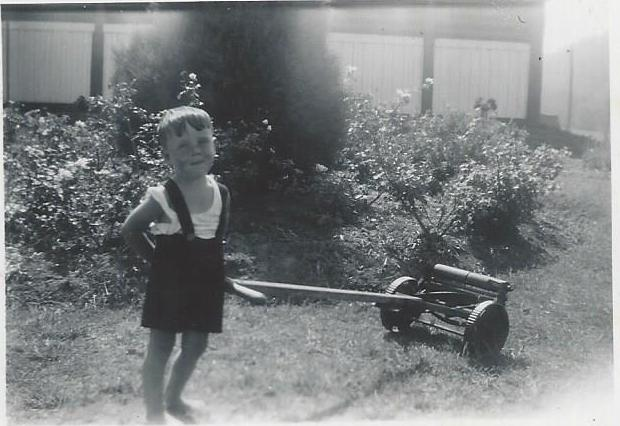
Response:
[158,106,212,145]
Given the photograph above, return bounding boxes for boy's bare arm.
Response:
[121,197,163,263]
[222,185,231,244]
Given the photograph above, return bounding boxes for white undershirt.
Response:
[146,175,222,239]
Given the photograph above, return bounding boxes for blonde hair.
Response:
[157,106,212,147]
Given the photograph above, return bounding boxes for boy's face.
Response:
[163,122,216,179]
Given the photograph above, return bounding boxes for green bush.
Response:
[4,74,314,306]
[339,93,568,272]
[5,244,143,308]
[4,107,141,263]
[448,143,566,240]
[213,119,304,195]
[114,3,344,170]
[3,83,167,305]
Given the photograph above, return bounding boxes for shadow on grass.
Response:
[300,327,530,422]
[384,325,530,373]
[302,395,358,421]
[383,324,463,354]
[303,351,436,422]
[466,352,530,371]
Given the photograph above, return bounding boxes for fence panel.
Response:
[6,21,94,103]
[433,38,530,119]
[327,32,424,114]
[2,22,7,102]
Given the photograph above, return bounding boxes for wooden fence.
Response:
[327,32,531,119]
[327,32,423,114]
[3,21,94,103]
[2,20,150,103]
[433,38,530,119]
[3,21,532,120]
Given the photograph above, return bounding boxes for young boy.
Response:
[121,106,264,424]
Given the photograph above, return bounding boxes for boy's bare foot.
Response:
[165,400,198,424]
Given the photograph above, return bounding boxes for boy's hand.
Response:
[121,196,162,263]
[225,277,268,305]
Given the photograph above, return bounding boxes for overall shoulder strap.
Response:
[164,179,195,241]
[215,182,230,243]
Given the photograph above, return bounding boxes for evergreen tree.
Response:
[114,2,344,168]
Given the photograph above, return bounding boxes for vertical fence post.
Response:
[90,10,104,97]
[526,2,544,124]
[421,32,434,114]
[3,20,10,102]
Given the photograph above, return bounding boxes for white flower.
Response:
[73,158,90,169]
[75,120,86,128]
[422,77,434,90]
[262,119,269,125]
[56,169,74,181]
[188,73,197,80]
[315,164,328,173]
[344,65,358,86]
[396,89,411,104]
[267,125,272,132]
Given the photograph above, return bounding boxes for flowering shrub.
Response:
[4,73,309,306]
[449,143,566,239]
[339,92,568,272]
[4,106,149,267]
[4,78,182,305]
[474,97,497,119]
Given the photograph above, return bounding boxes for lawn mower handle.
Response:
[225,277,268,305]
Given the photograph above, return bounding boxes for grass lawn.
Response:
[5,158,613,424]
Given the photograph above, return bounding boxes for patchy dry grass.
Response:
[6,158,613,424]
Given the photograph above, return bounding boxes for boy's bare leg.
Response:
[164,331,208,419]
[143,329,176,424]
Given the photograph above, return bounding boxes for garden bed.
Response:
[5,157,613,424]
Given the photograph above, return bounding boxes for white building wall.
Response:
[540,35,609,141]
[540,0,609,141]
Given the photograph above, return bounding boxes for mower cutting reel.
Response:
[377,264,512,357]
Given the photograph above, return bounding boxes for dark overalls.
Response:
[141,179,230,333]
